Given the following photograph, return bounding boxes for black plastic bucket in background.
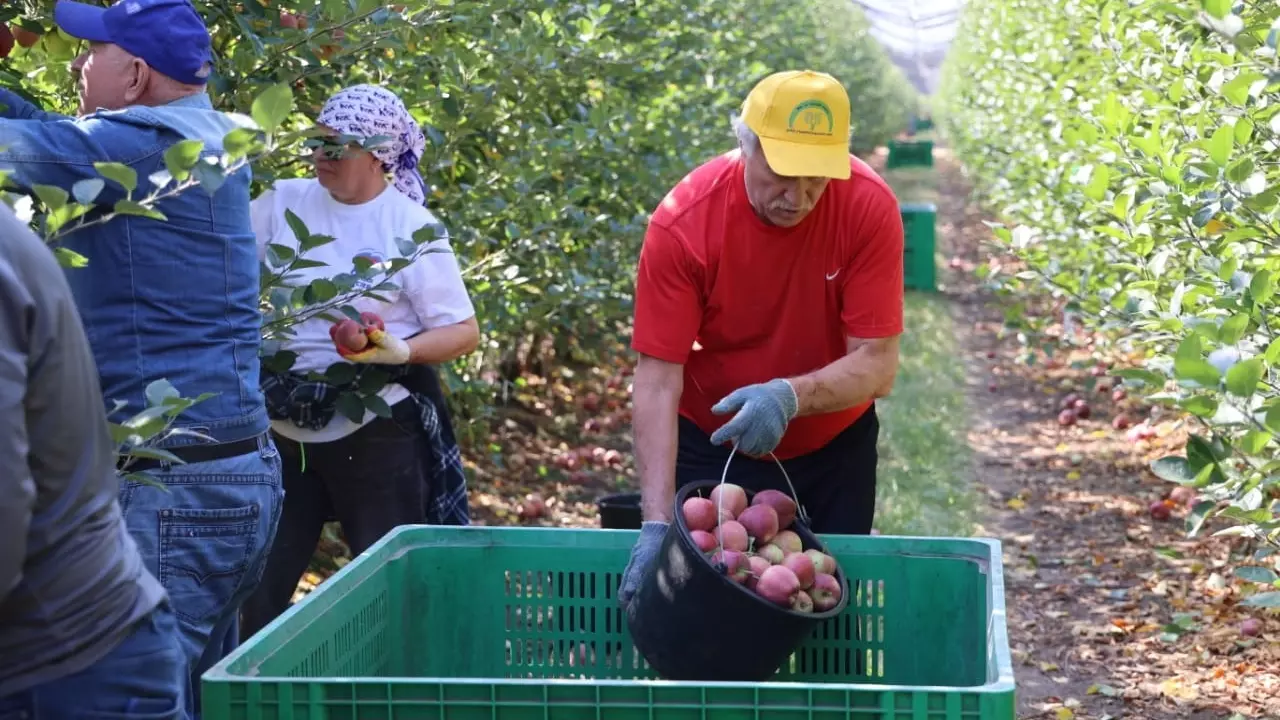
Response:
[624,479,851,681]
[597,492,642,529]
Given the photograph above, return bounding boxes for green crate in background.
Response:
[887,139,934,169]
[203,526,1015,720]
[902,202,938,292]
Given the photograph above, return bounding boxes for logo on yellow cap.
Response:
[787,100,835,136]
[740,70,851,179]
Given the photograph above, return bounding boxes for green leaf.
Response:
[1227,157,1255,183]
[335,392,366,423]
[1151,456,1196,484]
[163,139,205,181]
[1235,566,1279,584]
[363,393,393,419]
[1265,403,1280,434]
[94,162,137,195]
[1250,270,1275,304]
[1174,356,1221,388]
[1220,313,1250,344]
[1180,395,1219,417]
[123,446,186,464]
[1240,429,1271,454]
[32,184,68,211]
[72,178,105,205]
[266,243,296,267]
[1208,124,1234,167]
[1225,358,1264,397]
[1113,368,1166,386]
[54,247,88,268]
[251,83,294,135]
[1242,591,1280,608]
[191,163,226,195]
[284,209,310,243]
[1221,72,1265,107]
[1202,0,1231,19]
[222,127,262,158]
[144,379,181,408]
[113,200,166,221]
[324,362,358,386]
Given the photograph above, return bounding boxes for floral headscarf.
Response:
[316,84,429,205]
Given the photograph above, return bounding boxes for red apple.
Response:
[804,549,837,576]
[682,497,718,532]
[709,483,748,519]
[689,529,717,553]
[715,521,749,552]
[755,565,801,607]
[810,573,842,611]
[750,489,798,529]
[756,543,785,565]
[783,551,816,589]
[745,555,771,590]
[737,504,779,545]
[773,530,803,555]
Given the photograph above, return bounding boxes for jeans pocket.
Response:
[159,505,260,626]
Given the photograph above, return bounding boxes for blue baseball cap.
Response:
[53,0,213,86]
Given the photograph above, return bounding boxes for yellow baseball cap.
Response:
[740,70,851,180]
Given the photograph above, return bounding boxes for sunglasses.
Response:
[303,133,395,160]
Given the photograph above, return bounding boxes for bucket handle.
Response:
[712,443,811,557]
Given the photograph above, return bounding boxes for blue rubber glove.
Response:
[617,521,668,607]
[709,378,799,456]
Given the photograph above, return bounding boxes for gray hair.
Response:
[731,114,760,156]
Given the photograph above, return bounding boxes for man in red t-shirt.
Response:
[618,70,904,606]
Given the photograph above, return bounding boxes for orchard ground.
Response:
[288,142,1279,719]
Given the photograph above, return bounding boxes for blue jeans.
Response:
[0,604,186,719]
[118,435,283,720]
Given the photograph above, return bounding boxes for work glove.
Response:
[709,378,798,456]
[617,521,668,607]
[337,325,411,364]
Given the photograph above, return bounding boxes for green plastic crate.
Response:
[887,139,934,169]
[902,202,938,292]
[203,527,1015,720]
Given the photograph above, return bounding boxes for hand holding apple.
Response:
[329,312,410,364]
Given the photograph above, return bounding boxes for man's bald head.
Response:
[72,43,206,116]
[53,0,212,114]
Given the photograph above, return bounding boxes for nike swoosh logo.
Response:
[826,270,840,280]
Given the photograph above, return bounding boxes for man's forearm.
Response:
[632,366,683,523]
[406,318,480,365]
[788,337,900,417]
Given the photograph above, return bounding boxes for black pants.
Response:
[238,399,427,641]
[675,405,879,534]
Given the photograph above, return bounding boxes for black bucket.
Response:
[624,479,851,681]
[597,492,642,529]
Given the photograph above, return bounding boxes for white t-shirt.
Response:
[250,178,476,443]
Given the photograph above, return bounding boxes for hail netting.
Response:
[851,0,966,97]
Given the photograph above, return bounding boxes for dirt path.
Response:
[929,148,1280,719]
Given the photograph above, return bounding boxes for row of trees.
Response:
[0,1,915,461]
[939,0,1280,602]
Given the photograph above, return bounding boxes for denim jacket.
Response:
[0,90,268,447]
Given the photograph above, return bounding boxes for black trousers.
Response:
[238,398,427,641]
[675,404,880,535]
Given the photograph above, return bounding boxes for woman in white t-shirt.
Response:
[239,84,479,639]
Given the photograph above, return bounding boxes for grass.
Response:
[872,290,978,537]
[880,165,939,206]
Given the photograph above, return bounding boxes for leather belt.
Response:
[117,433,267,473]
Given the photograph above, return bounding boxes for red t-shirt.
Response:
[631,150,904,460]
